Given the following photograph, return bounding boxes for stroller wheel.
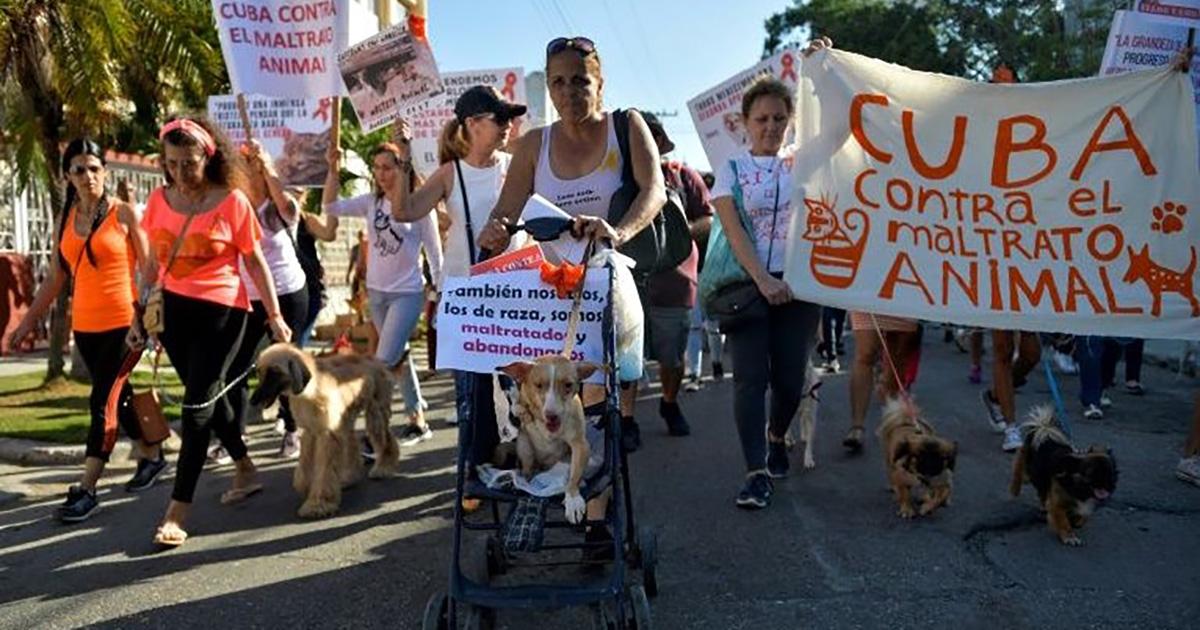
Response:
[421,592,449,630]
[628,585,653,629]
[637,526,659,598]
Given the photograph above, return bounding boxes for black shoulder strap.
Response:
[454,159,477,265]
[612,109,635,186]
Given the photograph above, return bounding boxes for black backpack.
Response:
[606,109,693,280]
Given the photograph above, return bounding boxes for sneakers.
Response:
[712,362,725,382]
[968,365,982,384]
[683,374,701,392]
[57,486,100,523]
[1125,380,1145,396]
[398,424,433,447]
[206,444,232,466]
[1002,425,1023,452]
[621,417,642,453]
[124,454,168,492]
[821,357,840,374]
[1053,351,1079,374]
[1176,455,1200,487]
[1083,404,1104,420]
[659,401,691,437]
[735,472,774,510]
[361,436,376,463]
[1099,394,1113,409]
[980,390,1007,433]
[278,431,300,459]
[767,441,789,479]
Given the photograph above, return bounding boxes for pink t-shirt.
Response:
[141,188,261,310]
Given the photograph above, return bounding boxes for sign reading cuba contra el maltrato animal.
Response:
[786,49,1200,340]
[437,271,607,383]
[212,1,348,98]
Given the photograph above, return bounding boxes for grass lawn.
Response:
[0,369,187,444]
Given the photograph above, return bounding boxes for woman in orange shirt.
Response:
[143,117,291,548]
[8,139,165,523]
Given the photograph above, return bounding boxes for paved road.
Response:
[1,336,1198,629]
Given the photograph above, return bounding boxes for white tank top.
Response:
[240,200,307,300]
[533,113,624,218]
[443,153,511,278]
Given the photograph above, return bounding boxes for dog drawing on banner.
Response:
[1122,245,1199,317]
[251,344,398,519]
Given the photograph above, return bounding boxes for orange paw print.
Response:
[1151,201,1187,235]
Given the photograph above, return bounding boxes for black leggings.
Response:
[158,291,247,503]
[226,287,311,434]
[74,327,142,462]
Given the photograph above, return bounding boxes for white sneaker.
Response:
[274,418,287,435]
[980,390,1008,434]
[1083,404,1104,420]
[398,424,433,447]
[206,444,232,466]
[1099,394,1113,409]
[1177,456,1200,487]
[278,431,300,459]
[1002,426,1023,452]
[683,375,701,392]
[1053,351,1079,374]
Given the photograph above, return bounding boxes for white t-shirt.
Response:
[711,147,795,274]
[443,153,511,278]
[239,200,307,301]
[326,193,443,294]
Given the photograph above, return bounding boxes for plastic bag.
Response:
[589,248,644,382]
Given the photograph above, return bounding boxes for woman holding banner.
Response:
[145,116,291,547]
[217,141,311,460]
[7,139,165,523]
[387,85,527,467]
[320,139,443,446]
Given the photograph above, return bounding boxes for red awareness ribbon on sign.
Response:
[502,72,518,101]
[409,15,427,41]
[780,53,797,82]
[312,97,333,122]
[539,260,585,298]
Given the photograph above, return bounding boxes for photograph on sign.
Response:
[208,95,334,187]
[338,22,443,133]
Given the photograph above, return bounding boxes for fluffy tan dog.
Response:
[251,344,397,518]
[877,397,957,519]
[500,355,602,524]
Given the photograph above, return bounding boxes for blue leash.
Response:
[1042,356,1072,439]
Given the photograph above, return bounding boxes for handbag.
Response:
[699,159,780,332]
[142,209,198,336]
[606,109,693,280]
[130,347,170,444]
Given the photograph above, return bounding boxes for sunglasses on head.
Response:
[546,37,597,57]
[504,216,574,241]
[69,164,103,176]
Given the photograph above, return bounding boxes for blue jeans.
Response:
[368,290,426,415]
[1075,336,1120,407]
[685,303,723,376]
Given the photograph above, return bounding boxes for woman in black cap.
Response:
[388,85,526,481]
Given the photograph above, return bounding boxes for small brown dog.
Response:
[877,397,957,519]
[500,355,602,524]
[1010,406,1118,546]
[251,344,398,519]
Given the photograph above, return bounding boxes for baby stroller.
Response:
[423,263,658,629]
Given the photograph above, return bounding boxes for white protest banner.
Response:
[338,22,443,133]
[212,1,348,98]
[437,271,608,380]
[409,68,527,176]
[208,95,334,187]
[786,49,1200,340]
[1134,0,1200,25]
[688,49,801,170]
[1101,11,1200,166]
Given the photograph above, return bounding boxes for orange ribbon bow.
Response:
[540,260,585,298]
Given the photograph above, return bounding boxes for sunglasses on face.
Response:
[69,165,103,176]
[504,216,574,241]
[546,36,597,57]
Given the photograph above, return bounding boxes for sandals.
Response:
[220,483,264,505]
[842,427,865,453]
[153,523,188,549]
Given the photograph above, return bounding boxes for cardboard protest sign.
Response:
[786,49,1200,340]
[338,22,443,133]
[208,95,334,187]
[212,0,348,98]
[1133,0,1200,25]
[437,270,608,380]
[1100,10,1200,165]
[687,49,801,170]
[410,68,527,176]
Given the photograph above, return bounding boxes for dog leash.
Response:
[869,313,917,416]
[146,342,257,411]
[560,238,597,359]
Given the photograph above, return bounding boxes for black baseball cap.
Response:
[455,86,527,123]
[642,111,675,154]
